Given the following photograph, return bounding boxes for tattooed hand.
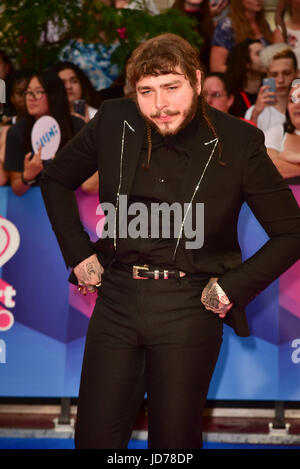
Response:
[73,254,104,294]
[201,277,233,318]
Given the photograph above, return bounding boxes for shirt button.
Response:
[158,177,166,183]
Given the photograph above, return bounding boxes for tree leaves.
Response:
[0,0,204,73]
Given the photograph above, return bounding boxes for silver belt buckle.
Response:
[133,264,149,279]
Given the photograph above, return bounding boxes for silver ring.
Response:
[95,282,102,287]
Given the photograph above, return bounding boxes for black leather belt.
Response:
[112,261,186,279]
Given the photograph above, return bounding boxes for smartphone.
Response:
[263,77,276,104]
[73,99,86,116]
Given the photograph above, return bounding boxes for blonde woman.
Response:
[210,0,272,73]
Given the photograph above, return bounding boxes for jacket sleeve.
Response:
[218,129,300,309]
[40,109,101,268]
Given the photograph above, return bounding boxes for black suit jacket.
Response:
[40,98,300,337]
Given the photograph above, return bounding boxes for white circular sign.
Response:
[31,115,61,160]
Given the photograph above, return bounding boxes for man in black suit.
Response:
[41,34,300,449]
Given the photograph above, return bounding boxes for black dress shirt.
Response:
[114,115,200,268]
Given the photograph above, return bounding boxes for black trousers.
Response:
[74,265,223,449]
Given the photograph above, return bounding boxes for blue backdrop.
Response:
[0,186,299,399]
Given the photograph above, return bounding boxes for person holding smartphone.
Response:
[52,62,100,123]
[244,43,299,133]
[225,38,266,118]
[52,62,103,194]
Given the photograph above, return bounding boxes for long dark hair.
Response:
[285,80,300,134]
[229,0,273,44]
[172,0,214,39]
[4,68,34,118]
[51,61,101,108]
[24,71,76,152]
[285,110,295,134]
[226,39,263,92]
[0,49,15,80]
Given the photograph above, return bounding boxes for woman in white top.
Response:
[52,62,101,193]
[244,43,299,133]
[52,61,100,123]
[265,79,300,181]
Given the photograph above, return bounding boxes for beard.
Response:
[137,90,200,136]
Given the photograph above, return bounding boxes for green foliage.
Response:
[97,6,203,71]
[0,0,82,71]
[0,0,203,73]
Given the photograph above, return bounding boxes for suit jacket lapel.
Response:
[173,113,219,261]
[179,117,219,205]
[113,113,145,245]
[118,115,146,197]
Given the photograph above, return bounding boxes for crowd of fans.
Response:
[1,0,300,194]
